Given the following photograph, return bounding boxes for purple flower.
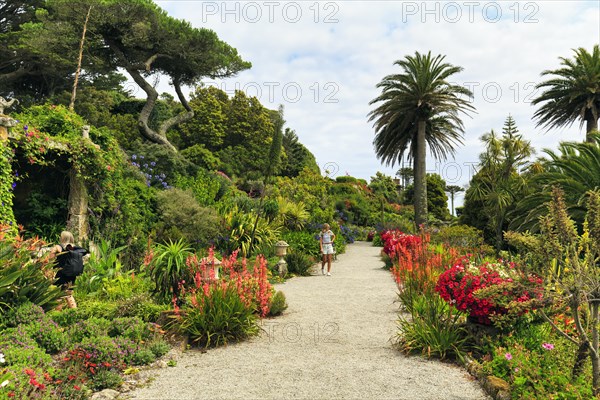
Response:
[150,161,156,167]
[504,352,512,360]
[132,154,137,160]
[542,343,554,351]
[11,182,16,190]
[23,125,28,131]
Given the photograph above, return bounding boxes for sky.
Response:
[153,0,599,207]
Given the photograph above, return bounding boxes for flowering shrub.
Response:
[169,250,273,347]
[0,228,63,313]
[435,257,543,325]
[180,249,273,318]
[480,329,594,399]
[380,230,422,262]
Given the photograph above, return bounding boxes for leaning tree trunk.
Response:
[413,120,428,227]
[106,40,192,152]
[69,5,92,111]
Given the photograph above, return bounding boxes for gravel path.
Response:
[127,241,490,400]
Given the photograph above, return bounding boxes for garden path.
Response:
[126,241,490,400]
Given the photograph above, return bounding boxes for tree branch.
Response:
[539,309,579,346]
[105,38,177,151]
[157,78,194,138]
[0,66,28,83]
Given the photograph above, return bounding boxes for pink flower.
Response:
[542,343,555,351]
[505,352,512,360]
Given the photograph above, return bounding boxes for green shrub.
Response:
[397,293,469,361]
[90,369,124,391]
[109,317,154,342]
[372,232,384,247]
[73,336,136,368]
[335,176,358,183]
[155,188,225,249]
[285,251,313,276]
[67,317,112,342]
[5,302,46,327]
[114,293,169,322]
[431,225,485,250]
[76,299,120,320]
[23,319,68,354]
[268,291,288,316]
[0,327,52,367]
[174,285,259,348]
[47,307,91,327]
[481,332,594,399]
[131,348,156,366]
[148,339,171,358]
[281,230,320,259]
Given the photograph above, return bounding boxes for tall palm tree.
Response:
[532,45,600,142]
[445,185,464,217]
[368,51,475,226]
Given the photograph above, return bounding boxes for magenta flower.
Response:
[505,352,512,360]
[542,343,555,351]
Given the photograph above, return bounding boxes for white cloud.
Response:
[153,0,599,206]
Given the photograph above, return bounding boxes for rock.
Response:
[485,375,510,393]
[154,360,168,368]
[91,389,120,400]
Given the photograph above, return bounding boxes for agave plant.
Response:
[222,206,280,257]
[276,197,309,231]
[147,239,193,303]
[75,239,128,296]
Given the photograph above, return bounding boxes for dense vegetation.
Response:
[1,0,599,399]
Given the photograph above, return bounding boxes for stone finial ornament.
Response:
[0,97,18,115]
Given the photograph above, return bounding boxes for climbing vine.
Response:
[0,105,131,237]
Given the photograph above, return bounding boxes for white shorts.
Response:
[322,244,334,255]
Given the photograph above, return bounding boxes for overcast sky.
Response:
[155,0,599,206]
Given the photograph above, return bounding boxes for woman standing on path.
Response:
[319,223,335,276]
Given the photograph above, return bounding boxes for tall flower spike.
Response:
[585,190,600,254]
[548,186,577,246]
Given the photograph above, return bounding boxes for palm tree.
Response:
[445,185,464,217]
[532,45,600,142]
[368,51,475,226]
[512,133,600,232]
